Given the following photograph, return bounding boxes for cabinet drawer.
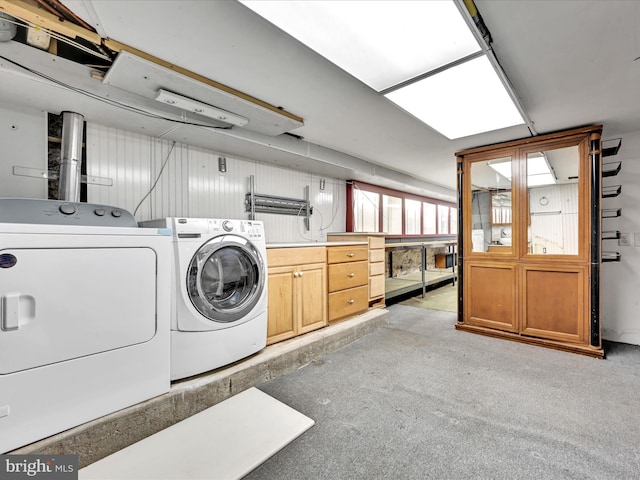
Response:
[328,261,368,292]
[327,245,368,264]
[370,275,385,298]
[369,248,385,263]
[369,236,385,249]
[369,261,385,276]
[328,285,368,322]
[267,247,325,268]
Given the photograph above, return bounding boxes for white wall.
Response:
[601,129,640,345]
[85,123,345,243]
[0,104,47,199]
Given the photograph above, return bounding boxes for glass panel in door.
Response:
[526,146,579,255]
[469,156,512,253]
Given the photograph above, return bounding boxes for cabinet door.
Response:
[266,266,296,345]
[520,265,588,344]
[465,262,518,333]
[298,262,327,334]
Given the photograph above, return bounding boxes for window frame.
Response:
[347,180,457,238]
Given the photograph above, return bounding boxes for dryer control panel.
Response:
[0,198,137,227]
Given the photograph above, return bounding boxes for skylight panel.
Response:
[384,55,525,139]
[240,0,481,91]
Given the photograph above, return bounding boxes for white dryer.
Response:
[0,199,171,453]
[140,218,268,380]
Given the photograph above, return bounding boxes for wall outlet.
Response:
[635,233,640,247]
[619,232,631,246]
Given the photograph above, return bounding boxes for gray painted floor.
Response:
[245,304,640,480]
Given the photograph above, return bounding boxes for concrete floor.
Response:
[245,304,640,480]
[398,283,457,312]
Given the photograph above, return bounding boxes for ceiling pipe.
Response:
[58,111,84,202]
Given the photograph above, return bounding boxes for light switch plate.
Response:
[635,233,640,247]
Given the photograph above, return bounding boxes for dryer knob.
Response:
[222,220,233,232]
[59,203,76,215]
[111,209,122,218]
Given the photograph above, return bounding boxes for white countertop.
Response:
[266,241,368,248]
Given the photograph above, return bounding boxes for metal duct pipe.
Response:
[58,111,85,202]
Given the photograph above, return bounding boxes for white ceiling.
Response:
[1,0,638,202]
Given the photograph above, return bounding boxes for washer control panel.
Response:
[0,198,138,227]
[170,218,265,240]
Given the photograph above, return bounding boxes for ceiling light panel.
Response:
[384,55,525,139]
[240,0,481,91]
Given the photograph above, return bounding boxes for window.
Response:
[404,199,421,234]
[450,207,458,235]
[438,205,450,234]
[423,202,436,234]
[353,188,379,232]
[382,195,402,235]
[348,180,455,237]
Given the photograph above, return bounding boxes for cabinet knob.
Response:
[294,272,299,278]
[299,271,304,277]
[347,273,355,278]
[346,253,355,257]
[347,299,355,304]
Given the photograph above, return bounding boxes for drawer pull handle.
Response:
[346,253,355,257]
[347,299,355,304]
[347,273,355,278]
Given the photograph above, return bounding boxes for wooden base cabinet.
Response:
[327,233,386,308]
[327,244,369,323]
[266,247,327,345]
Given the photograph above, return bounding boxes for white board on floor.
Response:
[80,387,314,480]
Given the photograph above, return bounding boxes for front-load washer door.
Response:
[186,235,265,326]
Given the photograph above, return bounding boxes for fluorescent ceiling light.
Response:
[155,89,249,127]
[240,0,481,91]
[241,0,527,140]
[385,55,525,139]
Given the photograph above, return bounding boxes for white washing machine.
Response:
[0,199,171,453]
[140,218,267,381]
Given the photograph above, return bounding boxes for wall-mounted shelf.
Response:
[602,185,622,198]
[600,138,622,266]
[602,161,621,177]
[602,251,622,262]
[602,138,622,157]
[602,208,622,218]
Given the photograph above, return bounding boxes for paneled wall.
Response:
[0,104,48,199]
[86,123,345,243]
